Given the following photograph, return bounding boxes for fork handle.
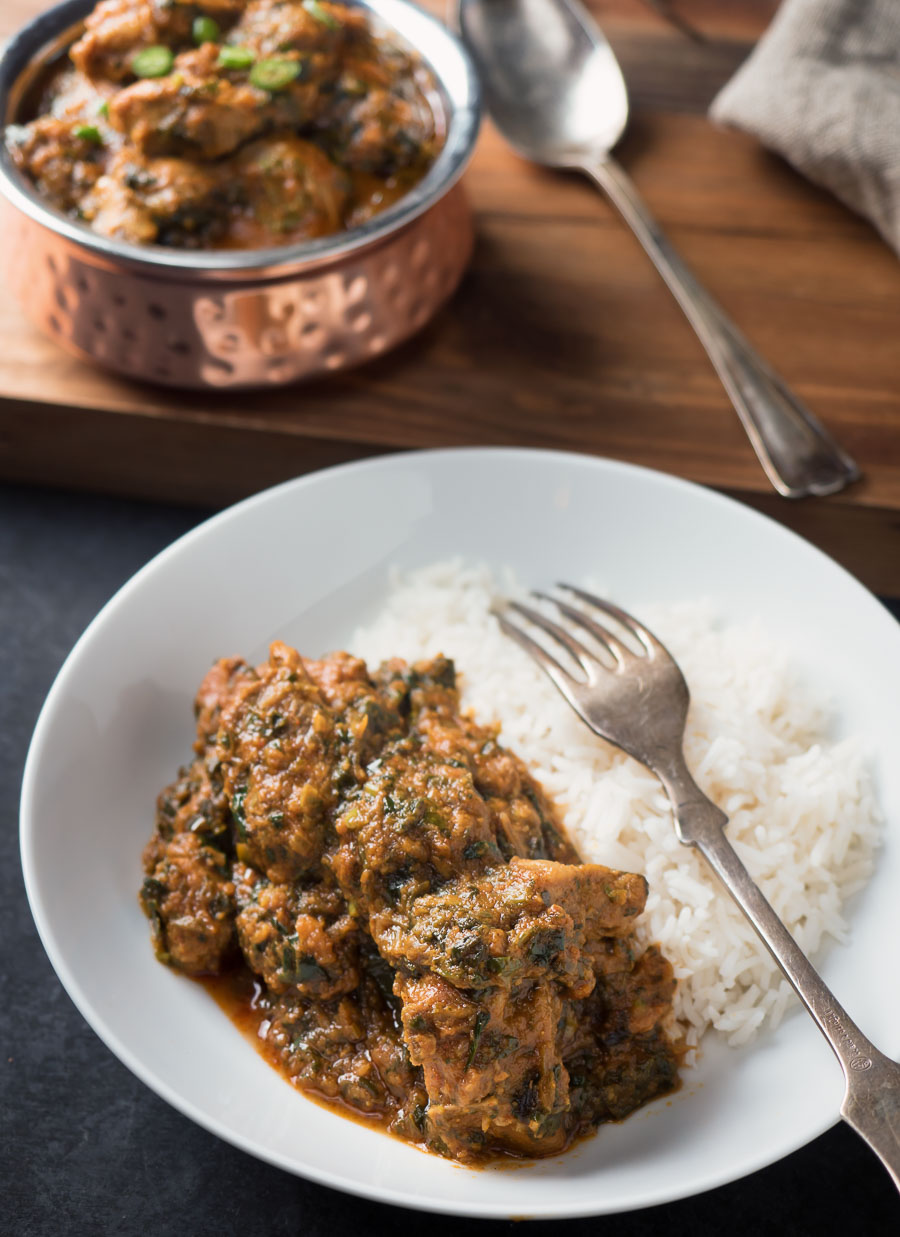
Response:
[581,155,860,498]
[657,754,900,1190]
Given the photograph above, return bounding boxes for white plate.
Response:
[20,448,900,1218]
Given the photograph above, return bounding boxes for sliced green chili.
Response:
[217,44,255,70]
[303,0,341,28]
[73,124,103,145]
[132,46,174,78]
[249,58,301,91]
[192,15,221,45]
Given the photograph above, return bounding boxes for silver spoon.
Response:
[457,0,861,499]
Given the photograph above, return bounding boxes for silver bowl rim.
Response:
[0,0,481,276]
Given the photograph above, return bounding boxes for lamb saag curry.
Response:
[140,643,680,1163]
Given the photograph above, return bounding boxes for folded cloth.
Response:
[710,0,900,254]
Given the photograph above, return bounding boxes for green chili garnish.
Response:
[303,0,341,28]
[192,15,221,45]
[96,100,109,119]
[73,124,103,145]
[217,44,255,70]
[249,58,301,91]
[132,46,174,78]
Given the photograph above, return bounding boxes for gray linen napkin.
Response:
[710,0,900,254]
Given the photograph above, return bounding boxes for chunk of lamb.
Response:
[227,0,347,59]
[215,642,337,883]
[384,857,646,995]
[386,857,648,1159]
[234,862,360,999]
[6,117,106,213]
[79,150,224,244]
[420,722,579,862]
[193,655,254,753]
[145,655,248,858]
[320,42,437,175]
[108,46,273,160]
[330,733,503,946]
[561,946,679,1124]
[140,830,236,974]
[301,650,406,781]
[70,0,245,81]
[377,655,579,863]
[225,136,349,244]
[71,0,168,81]
[397,971,570,1159]
[140,670,240,975]
[263,966,428,1123]
[152,754,230,848]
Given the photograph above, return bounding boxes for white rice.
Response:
[350,560,882,1053]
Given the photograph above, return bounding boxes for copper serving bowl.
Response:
[0,0,480,389]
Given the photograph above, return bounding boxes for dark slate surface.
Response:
[2,481,897,1236]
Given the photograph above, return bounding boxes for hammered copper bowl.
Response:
[0,0,480,389]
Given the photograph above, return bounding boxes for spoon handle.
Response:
[582,156,860,498]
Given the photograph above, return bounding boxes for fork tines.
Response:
[494,585,662,686]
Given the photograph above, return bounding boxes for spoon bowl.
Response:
[459,0,628,163]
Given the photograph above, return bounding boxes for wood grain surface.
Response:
[2,0,899,591]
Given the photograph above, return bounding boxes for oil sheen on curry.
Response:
[140,643,680,1163]
[6,0,442,248]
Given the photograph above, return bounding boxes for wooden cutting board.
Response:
[2,0,899,591]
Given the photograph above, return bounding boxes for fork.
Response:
[496,586,900,1190]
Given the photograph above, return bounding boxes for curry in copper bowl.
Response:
[5,0,443,249]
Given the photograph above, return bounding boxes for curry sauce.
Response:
[140,644,680,1164]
